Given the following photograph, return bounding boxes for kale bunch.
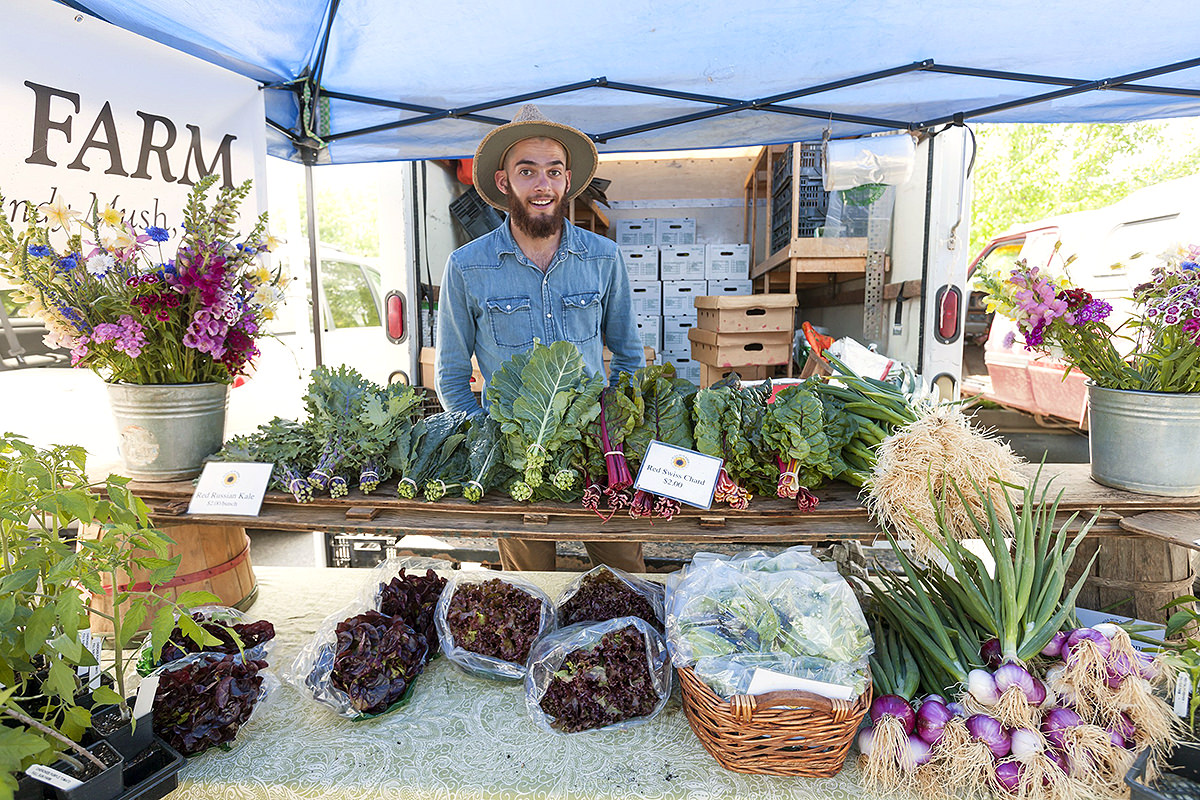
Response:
[538,625,659,733]
[153,654,266,756]
[329,611,428,715]
[378,568,447,654]
[559,569,663,632]
[446,578,545,664]
[152,614,276,669]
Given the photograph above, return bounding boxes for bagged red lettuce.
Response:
[435,572,555,680]
[556,565,664,632]
[152,652,268,756]
[328,611,428,715]
[376,568,447,654]
[525,617,672,734]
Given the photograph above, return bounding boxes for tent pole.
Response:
[303,157,323,367]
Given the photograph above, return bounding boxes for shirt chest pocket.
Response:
[561,291,601,344]
[486,296,534,348]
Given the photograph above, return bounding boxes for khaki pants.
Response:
[496,539,645,573]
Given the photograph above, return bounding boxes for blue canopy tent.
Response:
[54,0,1200,364]
[56,0,1200,162]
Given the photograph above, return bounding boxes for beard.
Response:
[508,190,568,239]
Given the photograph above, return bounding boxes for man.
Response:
[435,105,646,573]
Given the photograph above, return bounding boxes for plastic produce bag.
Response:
[435,571,555,680]
[665,546,872,700]
[525,617,672,734]
[556,564,665,631]
[150,651,278,756]
[355,556,454,610]
[284,601,428,719]
[135,605,277,676]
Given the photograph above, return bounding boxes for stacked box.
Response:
[688,327,793,367]
[689,294,797,371]
[655,218,696,246]
[706,279,753,296]
[661,280,706,321]
[659,353,701,385]
[704,244,751,281]
[629,283,662,318]
[636,318,662,352]
[619,245,659,282]
[615,219,657,246]
[662,317,695,354]
[659,246,706,281]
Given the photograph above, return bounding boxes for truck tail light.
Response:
[934,285,961,343]
[385,291,406,343]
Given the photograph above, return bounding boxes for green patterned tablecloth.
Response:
[170,566,871,800]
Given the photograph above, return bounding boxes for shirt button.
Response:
[546,313,552,318]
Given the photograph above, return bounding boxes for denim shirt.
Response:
[435,218,645,416]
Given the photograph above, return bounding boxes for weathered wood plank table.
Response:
[128,462,1199,547]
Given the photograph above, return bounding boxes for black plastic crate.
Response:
[1129,744,1200,800]
[796,141,822,178]
[328,533,402,568]
[449,187,504,241]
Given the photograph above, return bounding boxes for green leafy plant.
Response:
[0,433,217,794]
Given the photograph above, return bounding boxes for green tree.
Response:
[970,121,1200,257]
[298,184,380,257]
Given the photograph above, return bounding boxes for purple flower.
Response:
[1183,261,1198,271]
[56,253,80,272]
[1002,331,1016,349]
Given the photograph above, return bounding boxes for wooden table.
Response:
[129,463,1200,548]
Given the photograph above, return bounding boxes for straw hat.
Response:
[472,104,598,210]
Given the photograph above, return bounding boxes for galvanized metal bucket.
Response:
[1087,383,1200,497]
[106,382,229,481]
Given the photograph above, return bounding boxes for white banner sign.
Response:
[0,2,266,242]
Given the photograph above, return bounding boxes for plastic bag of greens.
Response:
[555,564,665,631]
[665,545,872,699]
[284,601,428,719]
[356,556,451,649]
[151,651,279,756]
[525,617,672,734]
[135,605,277,676]
[692,652,870,700]
[434,571,555,680]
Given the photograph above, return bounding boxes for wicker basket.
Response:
[676,666,871,777]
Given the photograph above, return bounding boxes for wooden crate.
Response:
[694,294,796,333]
[688,327,792,367]
[699,362,772,387]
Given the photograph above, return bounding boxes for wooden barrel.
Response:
[1067,534,1194,626]
[88,523,258,636]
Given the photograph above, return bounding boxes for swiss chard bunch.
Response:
[625,363,698,458]
[559,568,664,632]
[446,578,545,665]
[692,386,757,507]
[762,381,830,510]
[152,653,266,756]
[486,341,603,495]
[538,624,661,733]
[329,611,428,715]
[378,568,447,653]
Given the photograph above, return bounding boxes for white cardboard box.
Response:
[629,283,662,318]
[619,245,659,282]
[662,316,696,353]
[704,243,751,280]
[706,279,754,296]
[616,219,657,246]
[659,245,706,281]
[656,218,697,246]
[659,353,701,385]
[636,318,663,351]
[661,280,707,320]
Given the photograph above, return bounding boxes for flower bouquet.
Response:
[976,243,1200,393]
[0,175,286,385]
